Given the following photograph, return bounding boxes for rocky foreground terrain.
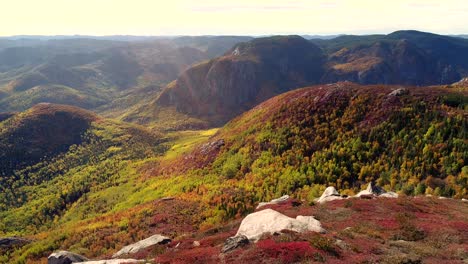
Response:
[39,186,468,264]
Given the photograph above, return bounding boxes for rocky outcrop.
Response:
[388,88,409,96]
[235,209,325,242]
[48,251,89,264]
[452,77,468,86]
[76,260,143,264]
[0,237,31,249]
[256,195,290,209]
[221,235,249,253]
[112,234,171,258]
[355,182,398,198]
[316,187,343,203]
[379,192,399,198]
[156,35,325,125]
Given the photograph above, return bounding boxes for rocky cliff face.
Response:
[323,40,460,85]
[157,36,326,125]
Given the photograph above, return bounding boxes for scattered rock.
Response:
[221,235,249,253]
[354,182,398,198]
[192,241,201,247]
[379,192,399,198]
[388,88,409,96]
[317,186,343,203]
[452,77,468,86]
[256,195,290,209]
[0,237,31,249]
[76,260,143,264]
[438,196,448,200]
[48,251,89,264]
[236,209,325,242]
[354,190,373,197]
[366,182,385,195]
[462,198,468,202]
[112,234,171,258]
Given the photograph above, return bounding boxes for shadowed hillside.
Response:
[0,103,98,174]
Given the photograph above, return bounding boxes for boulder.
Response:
[355,182,397,198]
[235,209,325,242]
[48,251,89,264]
[379,192,399,198]
[221,235,249,253]
[112,234,171,258]
[76,260,143,264]
[354,190,373,198]
[317,186,343,203]
[366,182,386,195]
[192,241,201,247]
[0,237,31,249]
[256,195,290,209]
[388,88,408,96]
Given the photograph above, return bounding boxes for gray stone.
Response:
[48,251,89,264]
[256,195,290,209]
[317,186,343,203]
[221,235,249,253]
[76,260,143,264]
[112,234,170,258]
[235,209,325,242]
[388,88,409,96]
[0,237,31,249]
[380,192,399,198]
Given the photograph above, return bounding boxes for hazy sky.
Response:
[1,0,467,36]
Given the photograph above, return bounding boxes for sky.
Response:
[1,0,467,36]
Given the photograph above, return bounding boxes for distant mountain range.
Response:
[0,36,251,115]
[152,30,468,125]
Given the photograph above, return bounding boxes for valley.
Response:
[0,31,467,263]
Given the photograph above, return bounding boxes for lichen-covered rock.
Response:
[221,235,249,253]
[236,209,325,242]
[48,251,89,264]
[112,234,171,258]
[256,195,290,209]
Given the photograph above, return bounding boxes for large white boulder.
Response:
[354,190,373,197]
[112,234,171,258]
[236,209,325,242]
[317,186,343,203]
[256,195,290,209]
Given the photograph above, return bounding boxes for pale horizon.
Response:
[1,0,467,37]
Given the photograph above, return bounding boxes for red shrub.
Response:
[254,239,323,263]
